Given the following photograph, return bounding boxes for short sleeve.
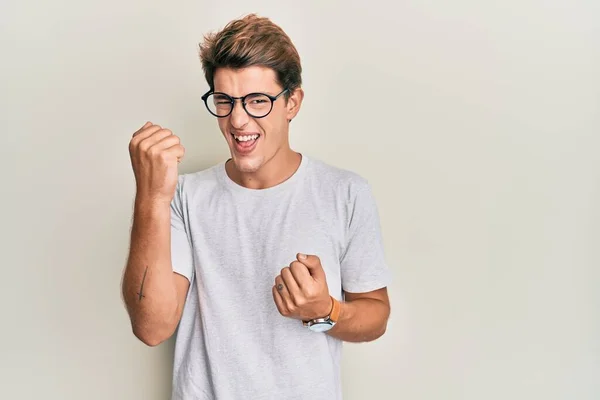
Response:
[170,177,194,282]
[340,181,392,293]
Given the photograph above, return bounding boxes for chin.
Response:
[232,155,265,173]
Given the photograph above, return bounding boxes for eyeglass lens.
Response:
[206,93,273,117]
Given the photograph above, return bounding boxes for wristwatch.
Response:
[303,296,341,332]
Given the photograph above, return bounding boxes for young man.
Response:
[122,14,392,400]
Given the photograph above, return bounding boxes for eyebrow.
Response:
[213,90,276,96]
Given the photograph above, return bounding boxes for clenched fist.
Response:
[129,122,185,204]
[272,253,333,321]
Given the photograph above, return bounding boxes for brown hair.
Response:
[199,14,302,98]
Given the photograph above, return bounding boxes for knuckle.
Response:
[169,136,180,147]
[131,136,144,150]
[147,146,159,158]
[162,137,175,149]
[290,261,303,271]
[158,149,170,160]
[138,141,151,154]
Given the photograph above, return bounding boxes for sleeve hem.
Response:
[172,268,193,283]
[342,269,392,294]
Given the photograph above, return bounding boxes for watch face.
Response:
[309,322,333,332]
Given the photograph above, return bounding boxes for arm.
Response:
[121,199,190,346]
[272,254,390,343]
[121,121,189,346]
[332,179,392,342]
[327,288,390,342]
[272,181,392,341]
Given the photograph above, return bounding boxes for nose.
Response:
[229,99,250,129]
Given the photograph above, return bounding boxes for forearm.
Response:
[326,298,390,342]
[122,198,179,342]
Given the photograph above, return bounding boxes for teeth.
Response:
[235,134,259,142]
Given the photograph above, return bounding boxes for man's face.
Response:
[212,66,302,174]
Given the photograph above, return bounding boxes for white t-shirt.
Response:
[169,154,392,400]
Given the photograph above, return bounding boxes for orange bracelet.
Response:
[328,296,341,323]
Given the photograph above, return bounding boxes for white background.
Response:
[1,0,598,399]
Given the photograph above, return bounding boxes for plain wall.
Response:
[1,0,598,399]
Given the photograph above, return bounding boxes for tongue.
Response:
[238,139,256,148]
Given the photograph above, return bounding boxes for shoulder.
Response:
[304,155,372,201]
[174,162,224,202]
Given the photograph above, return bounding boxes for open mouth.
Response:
[231,133,260,153]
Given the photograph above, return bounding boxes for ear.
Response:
[285,87,304,122]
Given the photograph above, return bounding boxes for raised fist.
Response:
[128,121,185,204]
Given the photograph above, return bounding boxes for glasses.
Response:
[201,88,289,118]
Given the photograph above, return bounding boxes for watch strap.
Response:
[328,296,341,323]
[303,296,340,324]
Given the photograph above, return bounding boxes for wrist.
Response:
[318,296,334,319]
[135,194,172,211]
[303,296,341,332]
[133,196,172,224]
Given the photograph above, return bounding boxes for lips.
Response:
[231,132,260,154]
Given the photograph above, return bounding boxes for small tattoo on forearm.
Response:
[137,266,148,301]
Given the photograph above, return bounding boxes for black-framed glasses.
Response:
[201,88,289,118]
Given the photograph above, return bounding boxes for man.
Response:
[122,13,392,400]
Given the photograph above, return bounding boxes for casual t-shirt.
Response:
[169,154,392,400]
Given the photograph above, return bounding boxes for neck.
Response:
[227,148,302,190]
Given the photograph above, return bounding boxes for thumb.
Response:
[296,253,325,278]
